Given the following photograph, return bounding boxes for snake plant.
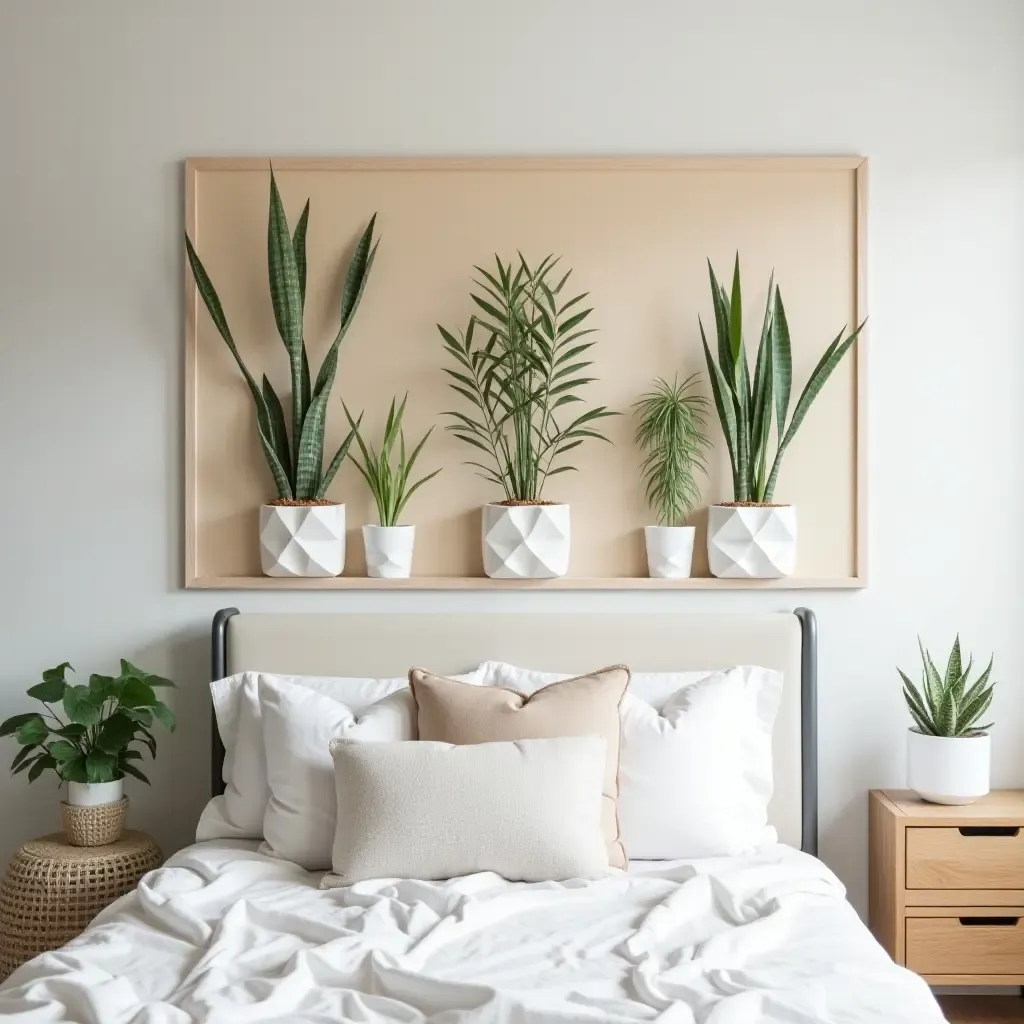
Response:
[899,638,995,738]
[185,170,378,502]
[439,253,617,503]
[701,256,866,503]
[633,374,711,527]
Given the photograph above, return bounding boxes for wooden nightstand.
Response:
[869,789,1024,987]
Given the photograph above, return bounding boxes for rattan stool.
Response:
[0,829,162,979]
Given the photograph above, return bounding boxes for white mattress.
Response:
[0,840,943,1023]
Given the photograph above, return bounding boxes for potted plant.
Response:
[185,170,378,578]
[439,254,616,578]
[342,394,440,578]
[632,374,712,578]
[899,637,995,805]
[0,661,176,844]
[700,257,866,578]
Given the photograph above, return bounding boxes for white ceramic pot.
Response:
[707,504,797,578]
[363,524,415,579]
[907,729,991,805]
[67,779,123,807]
[482,503,570,579]
[259,502,345,578]
[644,525,695,579]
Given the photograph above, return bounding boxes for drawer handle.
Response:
[958,826,1020,837]
[959,917,1020,927]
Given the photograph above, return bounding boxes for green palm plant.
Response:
[700,256,866,503]
[633,374,712,526]
[439,253,617,503]
[899,638,995,738]
[185,170,378,502]
[342,395,440,527]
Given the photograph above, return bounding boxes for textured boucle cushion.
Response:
[409,665,629,868]
[321,736,610,885]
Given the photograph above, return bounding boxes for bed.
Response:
[0,609,944,1023]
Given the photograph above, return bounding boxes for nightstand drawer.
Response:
[906,826,1024,888]
[906,914,1024,976]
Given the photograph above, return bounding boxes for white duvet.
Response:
[0,841,942,1024]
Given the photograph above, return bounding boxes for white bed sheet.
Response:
[0,840,943,1024]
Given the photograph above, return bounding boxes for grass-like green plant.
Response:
[700,256,866,504]
[342,395,440,527]
[185,170,377,502]
[899,637,995,738]
[439,254,616,503]
[0,662,176,785]
[632,374,712,527]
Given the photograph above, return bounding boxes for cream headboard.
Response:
[211,608,817,854]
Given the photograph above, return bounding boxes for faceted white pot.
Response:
[707,504,797,579]
[644,526,695,579]
[259,503,345,578]
[67,779,123,807]
[363,525,415,579]
[907,730,991,805]
[482,503,570,579]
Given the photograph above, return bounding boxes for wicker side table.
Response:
[0,830,162,979]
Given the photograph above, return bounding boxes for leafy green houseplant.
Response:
[185,169,378,577]
[342,394,441,578]
[900,637,996,805]
[701,255,866,579]
[0,661,175,800]
[439,253,617,579]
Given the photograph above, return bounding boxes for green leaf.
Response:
[60,755,88,783]
[54,723,87,739]
[85,751,117,784]
[48,740,80,762]
[0,712,44,738]
[63,686,101,727]
[292,198,310,310]
[42,662,73,684]
[945,635,963,689]
[15,716,49,746]
[261,375,293,486]
[10,745,38,772]
[149,702,176,734]
[122,707,153,726]
[88,673,116,703]
[267,169,304,353]
[28,754,56,783]
[770,286,792,445]
[121,749,143,761]
[118,678,157,709]
[13,752,43,776]
[119,761,151,785]
[27,676,68,703]
[97,713,137,754]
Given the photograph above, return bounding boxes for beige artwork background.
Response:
[185,157,866,588]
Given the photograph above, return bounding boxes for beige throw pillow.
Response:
[409,665,629,868]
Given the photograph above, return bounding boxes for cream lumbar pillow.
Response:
[322,736,610,886]
[409,665,629,868]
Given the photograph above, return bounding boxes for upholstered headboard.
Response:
[210,608,818,855]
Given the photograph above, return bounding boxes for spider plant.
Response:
[633,374,712,527]
[439,253,617,503]
[342,395,440,527]
[701,256,866,503]
[899,638,995,738]
[185,169,377,502]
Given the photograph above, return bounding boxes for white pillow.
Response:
[476,661,782,859]
[322,737,611,885]
[197,671,409,841]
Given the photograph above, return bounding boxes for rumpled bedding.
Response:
[0,840,943,1023]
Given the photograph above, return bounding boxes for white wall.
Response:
[0,0,1021,916]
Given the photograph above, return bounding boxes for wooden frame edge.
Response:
[184,160,199,588]
[854,158,869,585]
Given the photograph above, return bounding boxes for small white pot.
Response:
[363,524,415,579]
[907,729,991,805]
[259,503,345,578]
[482,503,570,579]
[67,779,123,807]
[707,504,797,578]
[644,525,695,579]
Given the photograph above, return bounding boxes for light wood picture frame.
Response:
[185,156,868,589]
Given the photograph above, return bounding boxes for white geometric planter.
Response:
[363,524,415,579]
[482,503,570,579]
[644,525,695,579]
[67,779,123,807]
[907,729,991,805]
[707,504,797,579]
[259,503,346,578]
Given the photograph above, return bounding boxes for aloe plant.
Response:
[701,256,866,503]
[899,638,995,738]
[185,170,378,501]
[342,395,440,527]
[439,253,617,502]
[633,374,711,527]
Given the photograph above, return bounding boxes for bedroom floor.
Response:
[938,996,1024,1022]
